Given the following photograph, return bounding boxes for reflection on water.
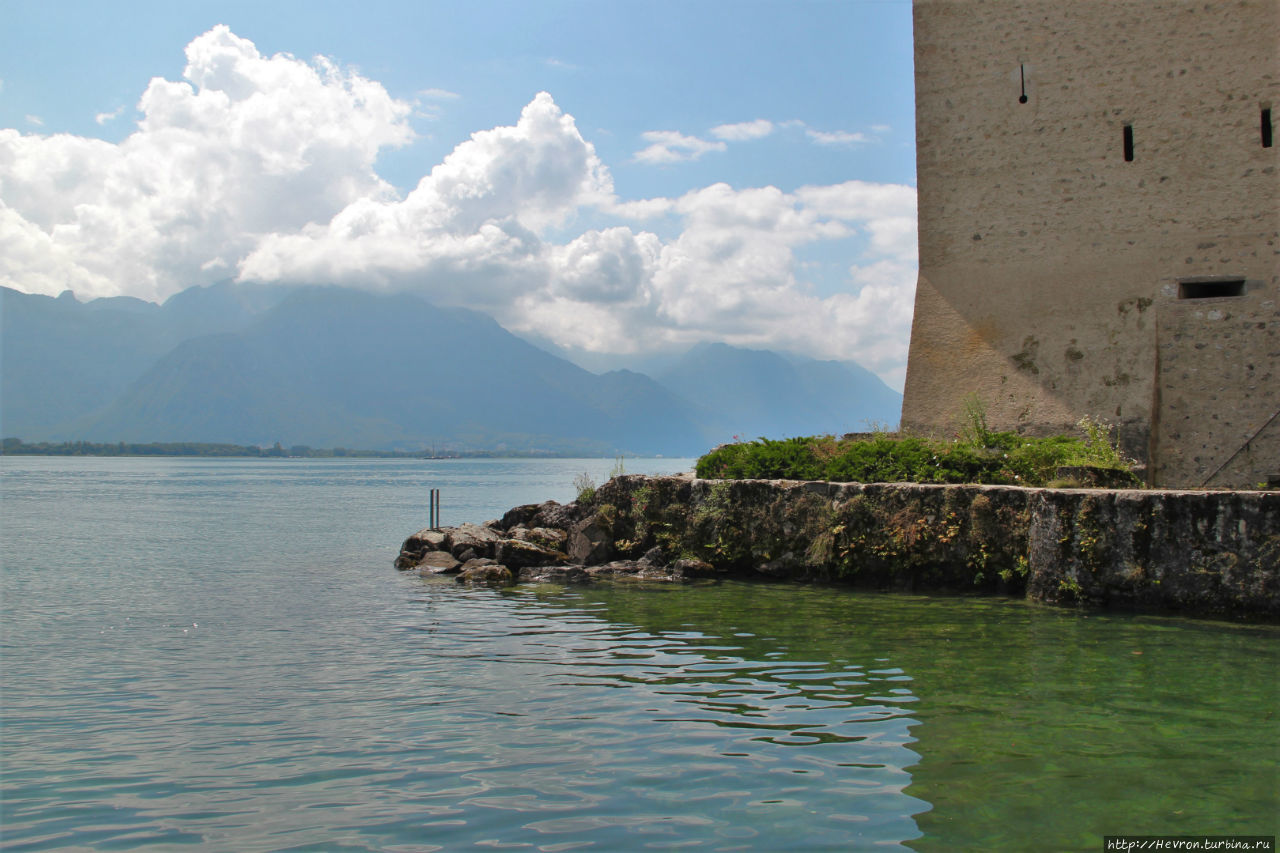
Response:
[2,457,1277,851]
[541,582,1280,850]
[389,578,929,849]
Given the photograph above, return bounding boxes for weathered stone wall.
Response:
[901,0,1280,487]
[1154,296,1280,487]
[397,474,1280,621]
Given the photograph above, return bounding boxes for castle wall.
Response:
[901,0,1279,487]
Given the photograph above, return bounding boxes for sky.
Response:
[1,0,918,387]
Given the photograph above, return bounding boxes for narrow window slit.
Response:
[1263,108,1273,148]
[1122,125,1134,161]
[1178,279,1245,299]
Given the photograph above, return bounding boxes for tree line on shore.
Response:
[0,438,559,459]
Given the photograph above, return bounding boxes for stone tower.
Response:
[900,0,1279,487]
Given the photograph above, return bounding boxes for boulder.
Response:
[394,527,449,568]
[500,503,544,530]
[417,552,461,574]
[456,559,514,586]
[532,501,589,531]
[585,560,682,581]
[518,565,591,584]
[495,539,569,569]
[529,527,569,548]
[568,516,613,565]
[449,523,503,559]
[672,557,721,578]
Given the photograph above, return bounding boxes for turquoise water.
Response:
[1,457,1276,850]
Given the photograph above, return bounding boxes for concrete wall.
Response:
[901,0,1280,487]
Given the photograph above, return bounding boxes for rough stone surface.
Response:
[568,516,613,565]
[456,559,513,586]
[495,539,569,569]
[394,528,449,568]
[397,474,1279,619]
[416,551,461,574]
[448,523,503,560]
[901,0,1278,488]
[518,565,591,584]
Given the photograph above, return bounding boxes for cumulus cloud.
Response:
[0,26,918,385]
[633,130,726,164]
[0,25,412,302]
[710,119,774,141]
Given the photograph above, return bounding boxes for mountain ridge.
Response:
[2,283,901,455]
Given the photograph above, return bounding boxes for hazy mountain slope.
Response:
[1,288,167,437]
[656,342,902,442]
[0,282,294,437]
[77,287,708,455]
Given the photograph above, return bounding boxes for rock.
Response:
[524,526,568,548]
[483,519,504,530]
[456,559,514,586]
[394,527,449,568]
[585,560,682,581]
[510,525,569,548]
[518,564,591,584]
[641,546,667,566]
[449,522,503,559]
[532,501,589,531]
[417,552,461,574]
[672,557,720,577]
[500,503,544,530]
[568,516,613,565]
[495,539,569,569]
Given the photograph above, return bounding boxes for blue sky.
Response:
[1,0,919,386]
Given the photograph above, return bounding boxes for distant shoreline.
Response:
[0,439,648,460]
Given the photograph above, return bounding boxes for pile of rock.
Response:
[394,498,717,586]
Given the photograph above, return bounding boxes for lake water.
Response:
[1,457,1277,851]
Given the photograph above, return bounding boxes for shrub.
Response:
[695,418,1138,488]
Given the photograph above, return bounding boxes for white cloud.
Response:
[0,25,413,302]
[418,88,460,99]
[95,106,125,125]
[633,130,726,164]
[0,26,919,385]
[24,115,43,126]
[710,119,774,141]
[806,128,870,146]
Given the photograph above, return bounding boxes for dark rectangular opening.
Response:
[1178,279,1245,299]
[1122,125,1134,161]
[1263,108,1274,148]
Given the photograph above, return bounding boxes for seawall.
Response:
[396,474,1280,621]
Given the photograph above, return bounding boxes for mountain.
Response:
[73,287,708,455]
[655,342,901,441]
[0,282,293,438]
[3,282,902,455]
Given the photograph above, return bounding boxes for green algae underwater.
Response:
[510,579,1280,849]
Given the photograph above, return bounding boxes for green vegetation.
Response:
[695,410,1139,487]
[573,471,598,504]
